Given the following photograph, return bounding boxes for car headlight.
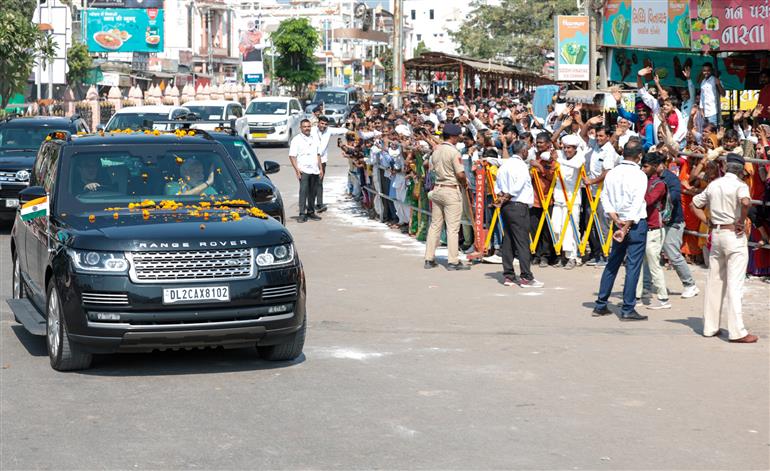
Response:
[275,120,288,126]
[68,249,129,274]
[254,244,294,267]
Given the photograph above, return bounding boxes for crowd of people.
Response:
[288,63,769,342]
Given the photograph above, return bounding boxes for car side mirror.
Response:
[19,186,47,203]
[228,115,238,120]
[290,109,300,115]
[263,160,280,175]
[252,181,275,203]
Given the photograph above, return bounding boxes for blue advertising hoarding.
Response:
[82,8,163,53]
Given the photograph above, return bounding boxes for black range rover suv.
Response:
[8,130,306,371]
[0,115,89,220]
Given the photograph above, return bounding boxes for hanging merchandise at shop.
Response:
[690,0,770,52]
[609,48,747,89]
[602,0,691,49]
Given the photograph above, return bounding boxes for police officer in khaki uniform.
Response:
[424,123,470,270]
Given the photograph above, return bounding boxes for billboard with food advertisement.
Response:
[602,0,691,49]
[86,0,163,7]
[82,8,163,53]
[690,0,770,51]
[554,15,590,82]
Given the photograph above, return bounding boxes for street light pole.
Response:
[392,0,402,111]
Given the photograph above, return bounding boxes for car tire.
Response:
[283,130,292,148]
[11,254,25,323]
[257,316,305,361]
[12,253,26,300]
[46,283,92,371]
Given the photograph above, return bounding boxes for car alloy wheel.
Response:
[47,287,61,359]
[12,256,24,299]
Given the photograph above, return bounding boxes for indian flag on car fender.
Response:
[20,196,48,222]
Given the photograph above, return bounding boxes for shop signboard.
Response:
[602,0,691,49]
[554,15,590,82]
[86,0,163,8]
[609,48,746,90]
[82,8,164,53]
[690,0,770,51]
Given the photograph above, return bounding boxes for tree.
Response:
[413,40,429,59]
[0,8,56,108]
[271,18,322,97]
[66,42,93,87]
[450,0,577,71]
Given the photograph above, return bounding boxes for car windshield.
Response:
[57,145,250,213]
[0,125,63,150]
[215,137,260,174]
[246,101,288,115]
[105,113,171,131]
[313,92,348,105]
[186,105,225,120]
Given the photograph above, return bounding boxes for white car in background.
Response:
[184,100,249,139]
[104,105,190,131]
[245,96,304,146]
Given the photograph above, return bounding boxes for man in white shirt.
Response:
[698,62,725,126]
[494,140,543,288]
[592,137,649,321]
[312,116,347,213]
[288,119,323,223]
[691,153,757,343]
[581,117,620,266]
[551,133,585,269]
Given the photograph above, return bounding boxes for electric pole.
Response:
[392,0,402,110]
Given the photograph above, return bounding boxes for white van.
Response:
[245,97,304,146]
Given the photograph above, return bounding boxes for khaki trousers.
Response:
[703,228,749,340]
[425,186,462,264]
[636,227,669,300]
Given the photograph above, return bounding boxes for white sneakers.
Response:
[647,299,672,310]
[681,285,700,299]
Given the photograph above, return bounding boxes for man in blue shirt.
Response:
[656,157,700,298]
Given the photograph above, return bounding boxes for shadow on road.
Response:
[11,324,48,356]
[80,349,306,377]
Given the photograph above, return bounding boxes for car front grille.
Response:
[82,292,129,305]
[0,171,30,184]
[262,284,297,300]
[127,248,255,283]
[250,126,275,134]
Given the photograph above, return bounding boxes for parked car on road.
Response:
[9,129,306,370]
[303,86,361,125]
[0,115,89,221]
[183,100,249,140]
[104,105,190,131]
[245,97,304,146]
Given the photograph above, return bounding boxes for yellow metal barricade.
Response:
[577,167,614,258]
[552,163,583,255]
[529,167,558,254]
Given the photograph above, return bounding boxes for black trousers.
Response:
[501,201,533,280]
[315,162,326,207]
[529,206,556,262]
[299,172,320,216]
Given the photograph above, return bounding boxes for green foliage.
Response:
[413,40,429,59]
[66,41,93,87]
[0,9,56,108]
[450,0,577,70]
[271,18,322,96]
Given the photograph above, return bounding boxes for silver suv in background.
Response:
[303,86,360,125]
